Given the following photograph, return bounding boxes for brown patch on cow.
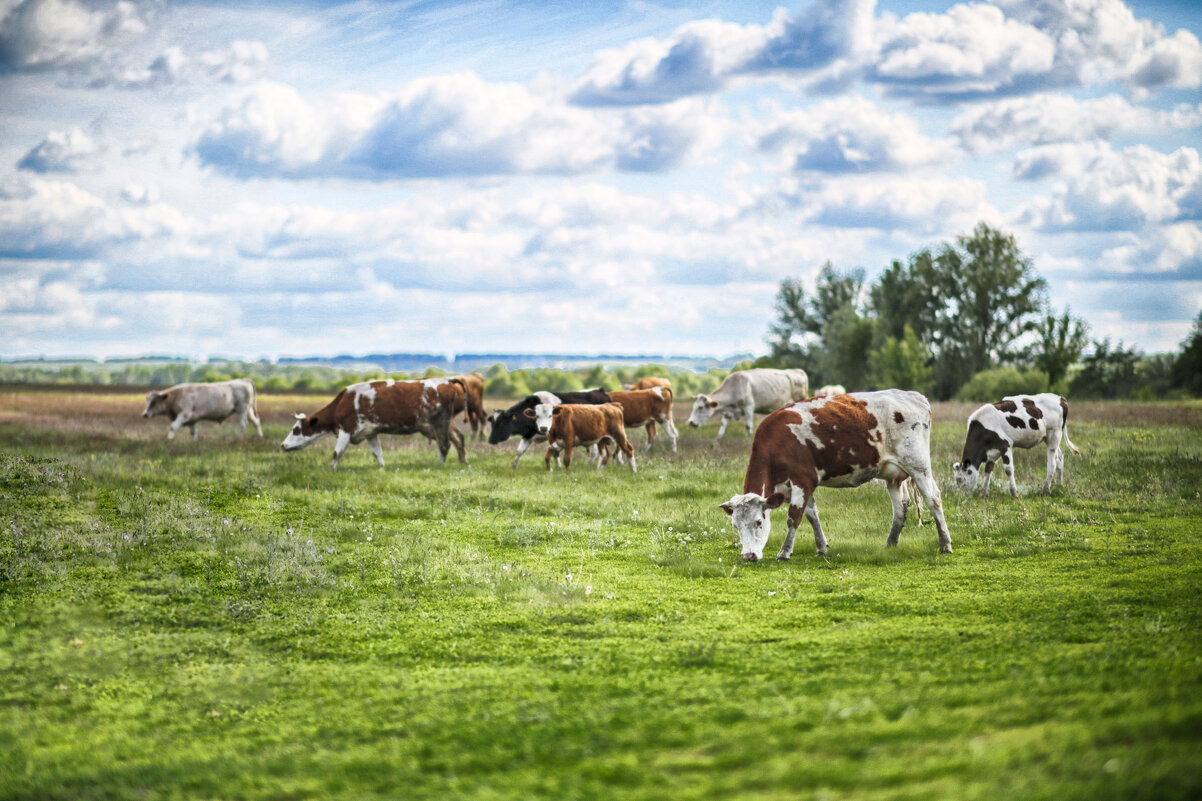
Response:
[994,400,1018,413]
[961,419,1008,468]
[1059,396,1069,423]
[893,411,905,424]
[803,396,882,479]
[1006,415,1026,429]
[1022,399,1043,419]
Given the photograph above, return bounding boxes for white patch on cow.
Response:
[721,492,777,561]
[651,386,667,400]
[533,391,560,406]
[531,402,555,435]
[281,424,328,451]
[784,396,833,450]
[421,378,448,388]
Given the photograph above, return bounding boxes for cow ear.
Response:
[719,503,733,516]
[552,406,563,416]
[308,416,318,427]
[707,400,719,408]
[765,492,786,509]
[523,408,536,418]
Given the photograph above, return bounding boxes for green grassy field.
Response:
[2,389,1200,800]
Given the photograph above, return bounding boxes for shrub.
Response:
[955,367,1049,401]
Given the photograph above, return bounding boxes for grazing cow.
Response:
[688,368,809,441]
[721,390,951,561]
[952,393,1080,498]
[814,384,846,398]
[530,402,636,472]
[606,387,678,454]
[452,372,487,438]
[281,379,465,470]
[487,388,610,467]
[142,379,262,441]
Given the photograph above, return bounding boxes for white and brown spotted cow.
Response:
[607,387,678,453]
[953,393,1080,498]
[528,402,636,472]
[688,368,809,442]
[721,389,952,561]
[281,378,465,470]
[142,379,262,441]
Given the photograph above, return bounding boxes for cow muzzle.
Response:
[688,420,700,427]
[537,426,549,435]
[742,552,760,562]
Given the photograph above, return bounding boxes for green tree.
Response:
[766,263,866,384]
[1171,310,1202,395]
[870,325,933,394]
[1030,307,1089,387]
[1070,339,1141,399]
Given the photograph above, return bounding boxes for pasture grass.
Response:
[1,389,1200,800]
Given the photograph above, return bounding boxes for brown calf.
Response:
[535,402,636,472]
[606,387,678,453]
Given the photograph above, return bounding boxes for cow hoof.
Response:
[775,554,791,561]
[940,545,953,554]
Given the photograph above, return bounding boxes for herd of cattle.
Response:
[141,369,1080,559]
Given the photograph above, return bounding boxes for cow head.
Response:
[720,491,786,562]
[523,403,556,436]
[488,410,517,444]
[141,390,171,418]
[951,459,977,491]
[281,413,329,451]
[687,395,720,427]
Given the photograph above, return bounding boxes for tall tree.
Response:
[1030,307,1089,387]
[1171,310,1202,396]
[766,263,866,382]
[1070,339,1141,399]
[870,325,934,394]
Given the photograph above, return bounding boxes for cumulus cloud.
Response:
[0,0,149,73]
[16,128,101,173]
[773,173,996,231]
[1015,143,1202,231]
[953,94,1202,154]
[101,40,268,88]
[757,96,953,173]
[194,75,726,180]
[570,0,875,105]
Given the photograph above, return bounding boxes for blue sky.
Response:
[2,0,1200,360]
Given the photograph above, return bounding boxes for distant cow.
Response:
[688,368,809,441]
[487,388,610,467]
[628,376,672,391]
[953,393,1080,498]
[452,372,487,438]
[281,379,465,470]
[606,387,678,454]
[721,389,951,561]
[531,402,636,472]
[142,379,262,441]
[813,384,846,398]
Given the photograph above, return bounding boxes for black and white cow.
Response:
[487,388,610,467]
[952,393,1080,498]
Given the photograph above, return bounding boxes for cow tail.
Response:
[1060,397,1080,455]
[449,377,470,424]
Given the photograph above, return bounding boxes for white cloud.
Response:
[1015,143,1202,231]
[0,0,149,73]
[953,94,1202,154]
[16,127,101,172]
[104,40,268,88]
[194,75,727,180]
[757,96,954,173]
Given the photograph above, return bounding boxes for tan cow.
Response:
[281,378,465,470]
[451,372,487,438]
[606,387,678,453]
[526,402,636,472]
[629,376,672,391]
[142,379,262,441]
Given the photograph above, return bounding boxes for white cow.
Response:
[813,384,846,398]
[142,379,262,441]
[952,393,1080,497]
[687,368,809,441]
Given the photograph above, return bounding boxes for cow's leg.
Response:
[1043,431,1062,491]
[643,421,656,452]
[715,414,731,441]
[367,435,385,469]
[910,472,952,554]
[885,478,909,546]
[236,411,248,437]
[330,430,352,470]
[980,459,995,495]
[597,438,612,470]
[620,432,637,473]
[561,434,574,470]
[513,437,535,468]
[777,502,803,561]
[590,443,604,465]
[189,423,198,441]
[449,426,467,464]
[662,416,679,452]
[247,404,263,437]
[743,404,754,436]
[805,497,828,556]
[1001,451,1018,498]
[545,444,555,471]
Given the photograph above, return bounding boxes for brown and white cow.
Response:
[721,389,951,561]
[625,377,672,444]
[688,368,809,442]
[142,379,262,441]
[952,393,1080,498]
[452,372,487,438]
[281,378,465,470]
[813,384,846,398]
[527,402,636,472]
[607,387,678,453]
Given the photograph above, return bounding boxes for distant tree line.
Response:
[759,222,1202,401]
[0,360,725,399]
